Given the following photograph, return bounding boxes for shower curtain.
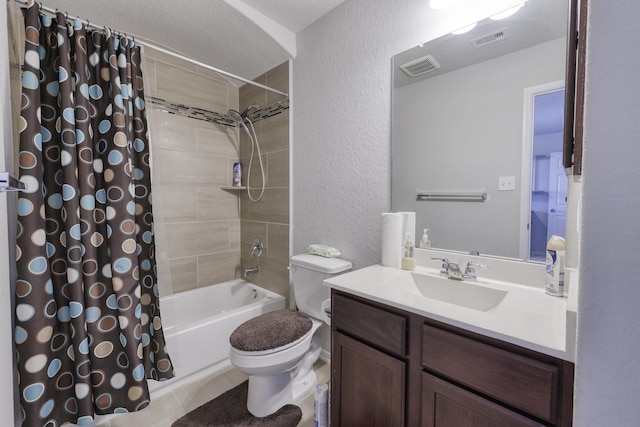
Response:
[15,4,174,426]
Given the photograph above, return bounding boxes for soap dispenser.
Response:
[401,233,416,271]
[419,228,431,249]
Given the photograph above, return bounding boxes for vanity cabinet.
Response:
[330,290,574,427]
[331,292,407,426]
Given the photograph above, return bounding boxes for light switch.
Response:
[498,176,516,191]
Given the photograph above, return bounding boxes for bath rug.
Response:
[171,380,302,427]
[230,309,312,352]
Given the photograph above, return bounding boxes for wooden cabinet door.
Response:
[421,372,545,427]
[331,331,405,427]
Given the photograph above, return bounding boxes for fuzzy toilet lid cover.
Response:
[230,309,313,352]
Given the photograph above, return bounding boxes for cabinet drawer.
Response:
[333,293,407,357]
[422,324,558,423]
[421,372,545,427]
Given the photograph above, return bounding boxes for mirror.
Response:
[391,0,570,260]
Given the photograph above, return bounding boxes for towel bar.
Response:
[0,172,25,192]
[416,192,487,202]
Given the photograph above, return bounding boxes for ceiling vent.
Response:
[470,27,511,48]
[399,55,441,77]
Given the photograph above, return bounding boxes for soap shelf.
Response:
[0,172,26,192]
[416,192,487,202]
[220,186,246,191]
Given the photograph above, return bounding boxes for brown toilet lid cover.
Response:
[229,309,313,352]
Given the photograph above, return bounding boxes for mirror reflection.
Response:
[391,0,569,260]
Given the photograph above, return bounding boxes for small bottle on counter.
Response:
[419,228,431,249]
[401,232,416,271]
[545,235,566,296]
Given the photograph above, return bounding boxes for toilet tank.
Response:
[290,254,352,320]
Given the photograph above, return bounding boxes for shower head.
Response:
[228,104,259,123]
[227,108,244,124]
[227,108,251,135]
[242,104,259,118]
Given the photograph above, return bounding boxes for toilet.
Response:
[228,253,352,417]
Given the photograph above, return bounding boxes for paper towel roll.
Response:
[399,212,416,246]
[381,212,403,267]
[320,299,332,325]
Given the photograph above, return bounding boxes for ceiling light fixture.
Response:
[451,22,477,34]
[489,2,525,20]
[429,0,458,10]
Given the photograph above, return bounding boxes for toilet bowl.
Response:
[228,253,352,417]
[229,315,322,416]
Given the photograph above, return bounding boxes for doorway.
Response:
[520,82,568,261]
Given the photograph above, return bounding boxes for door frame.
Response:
[519,80,565,260]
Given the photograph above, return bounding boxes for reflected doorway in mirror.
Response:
[520,82,567,261]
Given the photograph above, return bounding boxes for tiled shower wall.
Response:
[239,63,291,300]
[143,46,243,297]
[144,47,291,300]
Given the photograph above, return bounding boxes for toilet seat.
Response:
[230,328,313,357]
[229,309,313,355]
[228,318,322,376]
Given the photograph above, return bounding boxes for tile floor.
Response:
[85,359,330,427]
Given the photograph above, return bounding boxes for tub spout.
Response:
[244,266,260,277]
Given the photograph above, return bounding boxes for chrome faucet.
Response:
[250,238,263,257]
[431,258,487,281]
[244,265,260,277]
[431,258,464,280]
[463,261,487,281]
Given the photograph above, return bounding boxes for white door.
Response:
[547,152,567,240]
[519,81,565,260]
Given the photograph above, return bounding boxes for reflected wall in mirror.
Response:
[391,0,570,260]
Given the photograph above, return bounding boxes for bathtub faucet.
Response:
[244,265,260,277]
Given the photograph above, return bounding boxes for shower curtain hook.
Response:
[26,0,34,8]
[104,26,112,39]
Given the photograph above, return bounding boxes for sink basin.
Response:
[409,272,507,312]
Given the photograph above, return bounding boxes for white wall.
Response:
[573,1,640,425]
[295,0,640,424]
[0,3,19,425]
[292,0,523,268]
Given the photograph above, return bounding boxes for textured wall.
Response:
[292,0,524,269]
[574,1,640,424]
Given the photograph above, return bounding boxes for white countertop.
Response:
[324,260,577,362]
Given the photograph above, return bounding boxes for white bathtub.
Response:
[149,279,286,394]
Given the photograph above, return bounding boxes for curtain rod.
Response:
[13,0,289,97]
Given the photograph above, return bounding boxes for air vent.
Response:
[399,55,441,77]
[470,27,511,48]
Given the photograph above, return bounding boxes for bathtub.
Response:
[148,279,286,394]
